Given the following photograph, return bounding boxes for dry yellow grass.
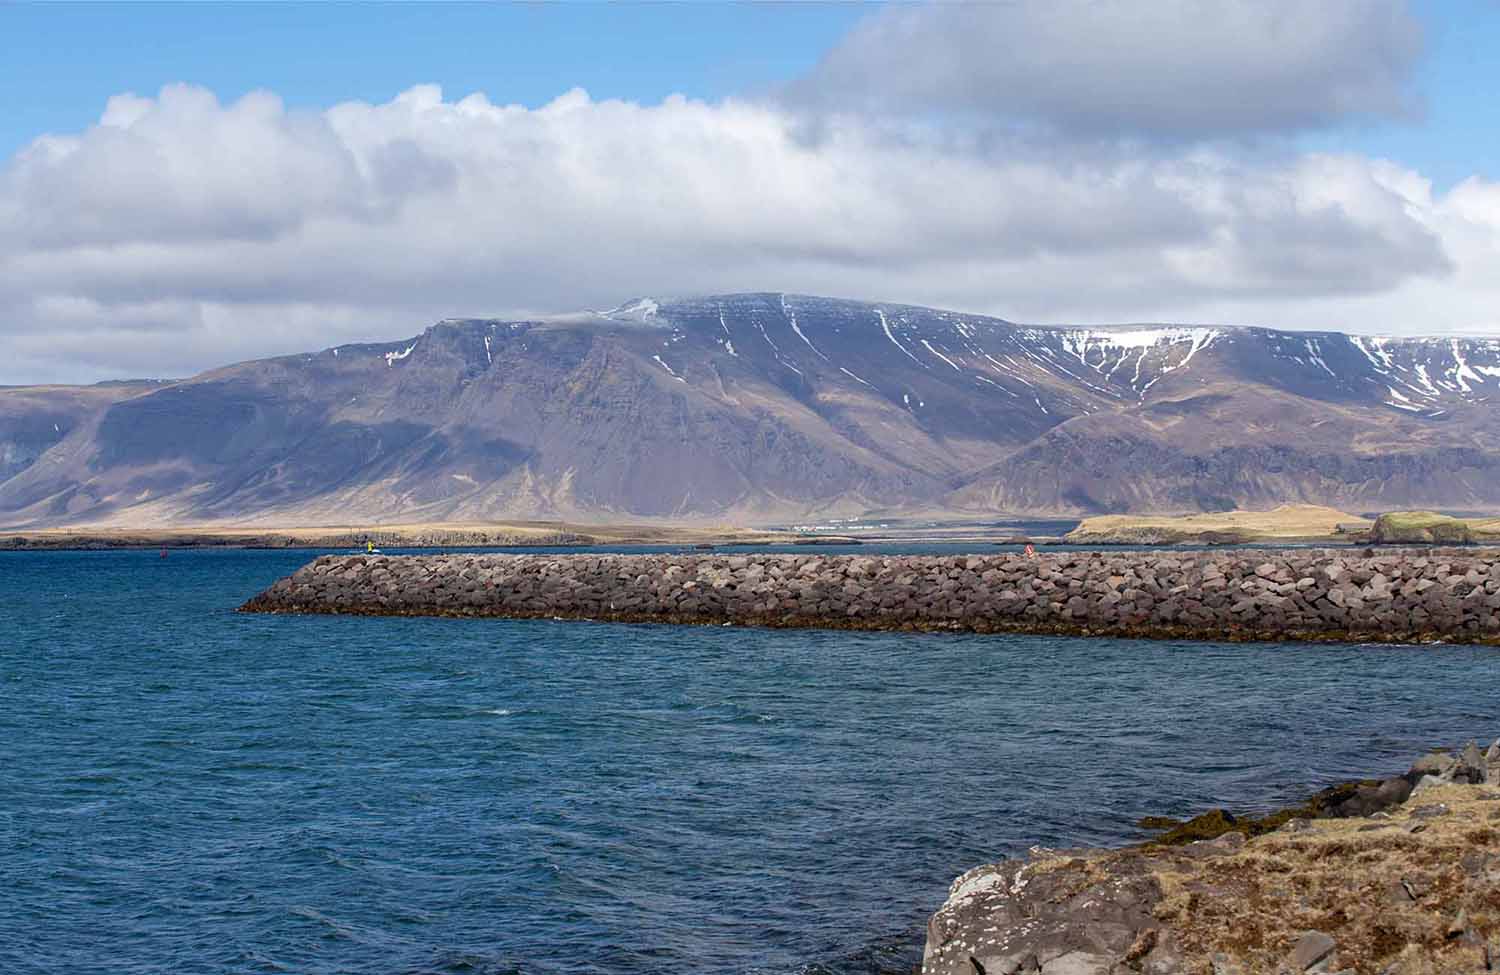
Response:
[0,519,806,549]
[1136,783,1500,973]
[1068,503,1369,543]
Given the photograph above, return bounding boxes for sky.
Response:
[2,0,1499,384]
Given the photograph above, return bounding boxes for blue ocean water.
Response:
[2,547,1497,975]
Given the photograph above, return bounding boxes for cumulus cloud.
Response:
[6,87,384,251]
[0,11,1491,386]
[791,0,1423,139]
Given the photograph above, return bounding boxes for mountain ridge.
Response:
[4,292,1500,528]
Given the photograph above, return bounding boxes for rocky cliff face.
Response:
[4,293,1500,526]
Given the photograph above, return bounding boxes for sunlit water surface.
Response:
[2,547,1496,974]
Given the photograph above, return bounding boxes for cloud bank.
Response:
[1,0,1496,384]
[793,0,1424,137]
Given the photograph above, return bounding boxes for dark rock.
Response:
[1457,741,1488,784]
[1410,751,1457,778]
[921,857,1161,975]
[1372,777,1411,807]
[1285,931,1336,971]
[1331,779,1411,818]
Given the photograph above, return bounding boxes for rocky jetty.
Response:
[241,549,1500,645]
[922,741,1500,974]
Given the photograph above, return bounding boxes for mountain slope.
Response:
[4,293,1500,527]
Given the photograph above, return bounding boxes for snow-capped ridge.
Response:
[602,297,665,325]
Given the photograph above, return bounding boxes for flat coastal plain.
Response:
[0,519,829,550]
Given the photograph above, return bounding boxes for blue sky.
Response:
[1,0,1492,189]
[1,1,1494,186]
[1301,0,1500,190]
[0,2,866,158]
[3,0,1499,383]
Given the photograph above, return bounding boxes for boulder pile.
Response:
[923,740,1500,975]
[241,549,1500,644]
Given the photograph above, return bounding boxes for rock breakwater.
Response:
[240,549,1500,644]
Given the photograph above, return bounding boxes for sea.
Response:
[2,545,1497,975]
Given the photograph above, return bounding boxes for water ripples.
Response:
[2,548,1498,974]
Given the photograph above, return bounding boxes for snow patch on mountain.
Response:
[1033,326,1222,398]
[782,294,828,362]
[652,355,686,383]
[604,297,665,325]
[877,310,927,368]
[717,305,737,357]
[920,339,962,372]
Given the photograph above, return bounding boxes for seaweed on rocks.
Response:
[1137,778,1403,846]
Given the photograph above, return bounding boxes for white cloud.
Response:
[792,0,1423,138]
[0,69,1494,384]
[5,86,385,252]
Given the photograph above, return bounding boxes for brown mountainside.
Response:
[3,293,1500,527]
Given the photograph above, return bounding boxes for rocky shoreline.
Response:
[923,741,1500,974]
[241,548,1500,645]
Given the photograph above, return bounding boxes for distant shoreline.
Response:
[0,521,869,552]
[14,505,1500,552]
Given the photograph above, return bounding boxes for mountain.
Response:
[4,293,1500,527]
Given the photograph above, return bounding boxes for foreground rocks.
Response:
[241,549,1500,644]
[924,741,1500,975]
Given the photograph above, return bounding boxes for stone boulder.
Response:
[922,854,1163,975]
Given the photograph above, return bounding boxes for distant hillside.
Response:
[4,292,1500,527]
